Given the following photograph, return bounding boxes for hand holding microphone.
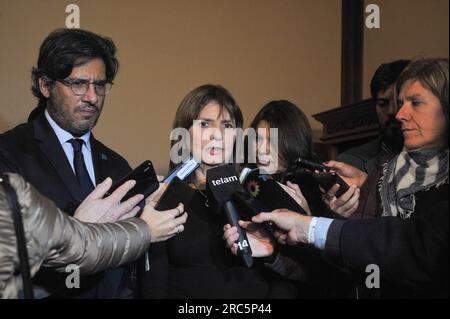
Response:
[251,210,312,246]
[223,221,275,258]
[223,208,312,252]
[206,165,254,267]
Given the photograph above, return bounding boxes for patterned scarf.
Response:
[380,147,449,219]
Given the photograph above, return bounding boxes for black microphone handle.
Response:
[223,201,253,268]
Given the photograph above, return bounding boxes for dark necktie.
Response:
[69,138,95,198]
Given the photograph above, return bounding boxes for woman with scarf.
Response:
[223,58,449,298]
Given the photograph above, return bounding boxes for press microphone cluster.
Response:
[156,162,307,270]
[206,165,253,268]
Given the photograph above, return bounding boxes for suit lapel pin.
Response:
[101,154,108,160]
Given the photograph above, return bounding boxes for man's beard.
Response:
[47,97,101,137]
[379,114,404,152]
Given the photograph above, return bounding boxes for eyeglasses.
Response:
[58,79,113,96]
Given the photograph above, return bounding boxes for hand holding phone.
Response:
[105,161,159,206]
[312,171,350,198]
[322,160,368,188]
[292,157,350,197]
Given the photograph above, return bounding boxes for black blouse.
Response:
[138,191,296,299]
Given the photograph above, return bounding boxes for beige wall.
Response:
[0,0,448,174]
[363,0,449,98]
[0,0,341,174]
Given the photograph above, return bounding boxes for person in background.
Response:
[337,60,410,173]
[0,28,141,298]
[241,100,354,297]
[324,60,411,218]
[248,100,325,215]
[224,58,449,298]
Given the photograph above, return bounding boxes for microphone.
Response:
[294,157,329,172]
[235,168,278,236]
[163,155,199,183]
[155,155,199,211]
[239,167,252,184]
[290,157,350,197]
[241,168,308,214]
[206,165,253,268]
[144,157,199,272]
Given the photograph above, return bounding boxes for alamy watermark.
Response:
[365,264,380,289]
[65,4,80,29]
[365,4,381,29]
[169,123,280,174]
[65,264,80,289]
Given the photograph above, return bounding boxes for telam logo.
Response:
[211,176,238,186]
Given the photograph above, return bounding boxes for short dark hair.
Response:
[370,59,410,100]
[31,28,119,108]
[249,100,316,169]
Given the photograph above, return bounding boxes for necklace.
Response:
[192,170,210,208]
[197,188,210,208]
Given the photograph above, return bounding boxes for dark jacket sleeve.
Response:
[0,148,20,175]
[323,200,449,293]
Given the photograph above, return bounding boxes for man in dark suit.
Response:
[0,28,134,298]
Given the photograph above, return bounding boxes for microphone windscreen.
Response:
[206,164,241,204]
